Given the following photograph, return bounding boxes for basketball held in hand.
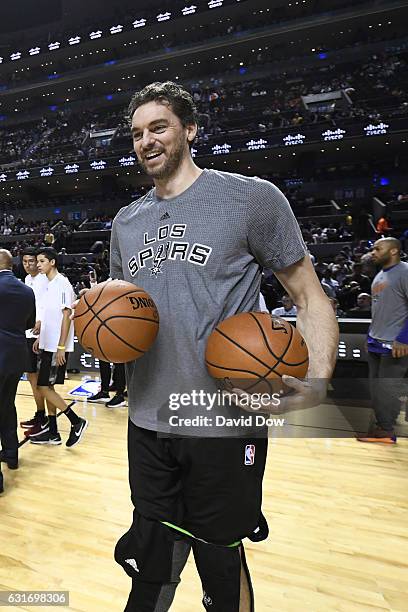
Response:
[73,280,159,363]
[205,312,308,395]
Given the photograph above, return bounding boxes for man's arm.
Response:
[26,288,36,330]
[110,217,124,280]
[56,308,72,366]
[274,255,339,379]
[229,256,339,414]
[393,268,408,357]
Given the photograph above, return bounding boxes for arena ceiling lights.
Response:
[5,0,232,66]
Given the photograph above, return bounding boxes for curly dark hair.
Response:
[127,81,198,128]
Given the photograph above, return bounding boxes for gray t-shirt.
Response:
[110,169,307,434]
[369,261,408,342]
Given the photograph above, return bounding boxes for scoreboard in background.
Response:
[68,319,370,372]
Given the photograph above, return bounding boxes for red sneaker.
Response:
[357,427,397,444]
[24,419,50,438]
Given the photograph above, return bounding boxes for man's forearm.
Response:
[58,311,72,347]
[295,298,339,379]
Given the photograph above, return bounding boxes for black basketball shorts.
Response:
[25,338,39,374]
[127,421,268,546]
[37,351,68,387]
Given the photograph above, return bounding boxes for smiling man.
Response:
[99,82,339,611]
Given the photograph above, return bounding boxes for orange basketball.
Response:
[205,312,308,394]
[73,280,159,363]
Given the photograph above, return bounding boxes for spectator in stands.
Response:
[320,268,340,298]
[91,240,105,255]
[353,240,369,258]
[44,227,55,246]
[260,272,279,313]
[338,280,361,311]
[329,260,349,285]
[311,227,327,244]
[360,249,377,279]
[78,257,93,274]
[271,294,297,316]
[346,293,372,318]
[344,262,371,293]
[323,224,337,241]
[54,222,69,249]
[329,297,346,318]
[400,228,408,254]
[376,213,393,236]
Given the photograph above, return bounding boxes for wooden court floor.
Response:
[0,375,407,611]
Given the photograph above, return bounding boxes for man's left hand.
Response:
[392,341,408,358]
[56,349,66,366]
[225,376,328,415]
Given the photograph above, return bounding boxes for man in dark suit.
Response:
[0,249,35,493]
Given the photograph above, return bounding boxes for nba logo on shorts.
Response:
[244,444,255,465]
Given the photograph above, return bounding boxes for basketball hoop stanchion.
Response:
[17,401,77,448]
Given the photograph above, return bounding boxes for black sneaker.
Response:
[30,431,62,445]
[106,394,126,408]
[20,413,46,429]
[88,391,110,403]
[0,451,18,470]
[66,418,88,448]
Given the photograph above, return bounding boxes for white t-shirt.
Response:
[271,305,297,317]
[259,293,268,312]
[25,273,48,339]
[39,273,76,352]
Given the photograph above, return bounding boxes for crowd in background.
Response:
[263,239,407,318]
[1,46,406,170]
[3,207,407,317]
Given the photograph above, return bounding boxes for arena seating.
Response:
[1,47,406,171]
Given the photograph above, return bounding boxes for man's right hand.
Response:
[31,320,41,335]
[32,338,40,354]
[70,288,89,320]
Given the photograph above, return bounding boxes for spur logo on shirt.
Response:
[127,223,212,277]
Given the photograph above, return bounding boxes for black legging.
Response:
[0,373,21,457]
[99,361,126,394]
[367,351,408,430]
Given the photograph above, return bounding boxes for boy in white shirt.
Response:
[31,248,88,447]
[20,248,49,436]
